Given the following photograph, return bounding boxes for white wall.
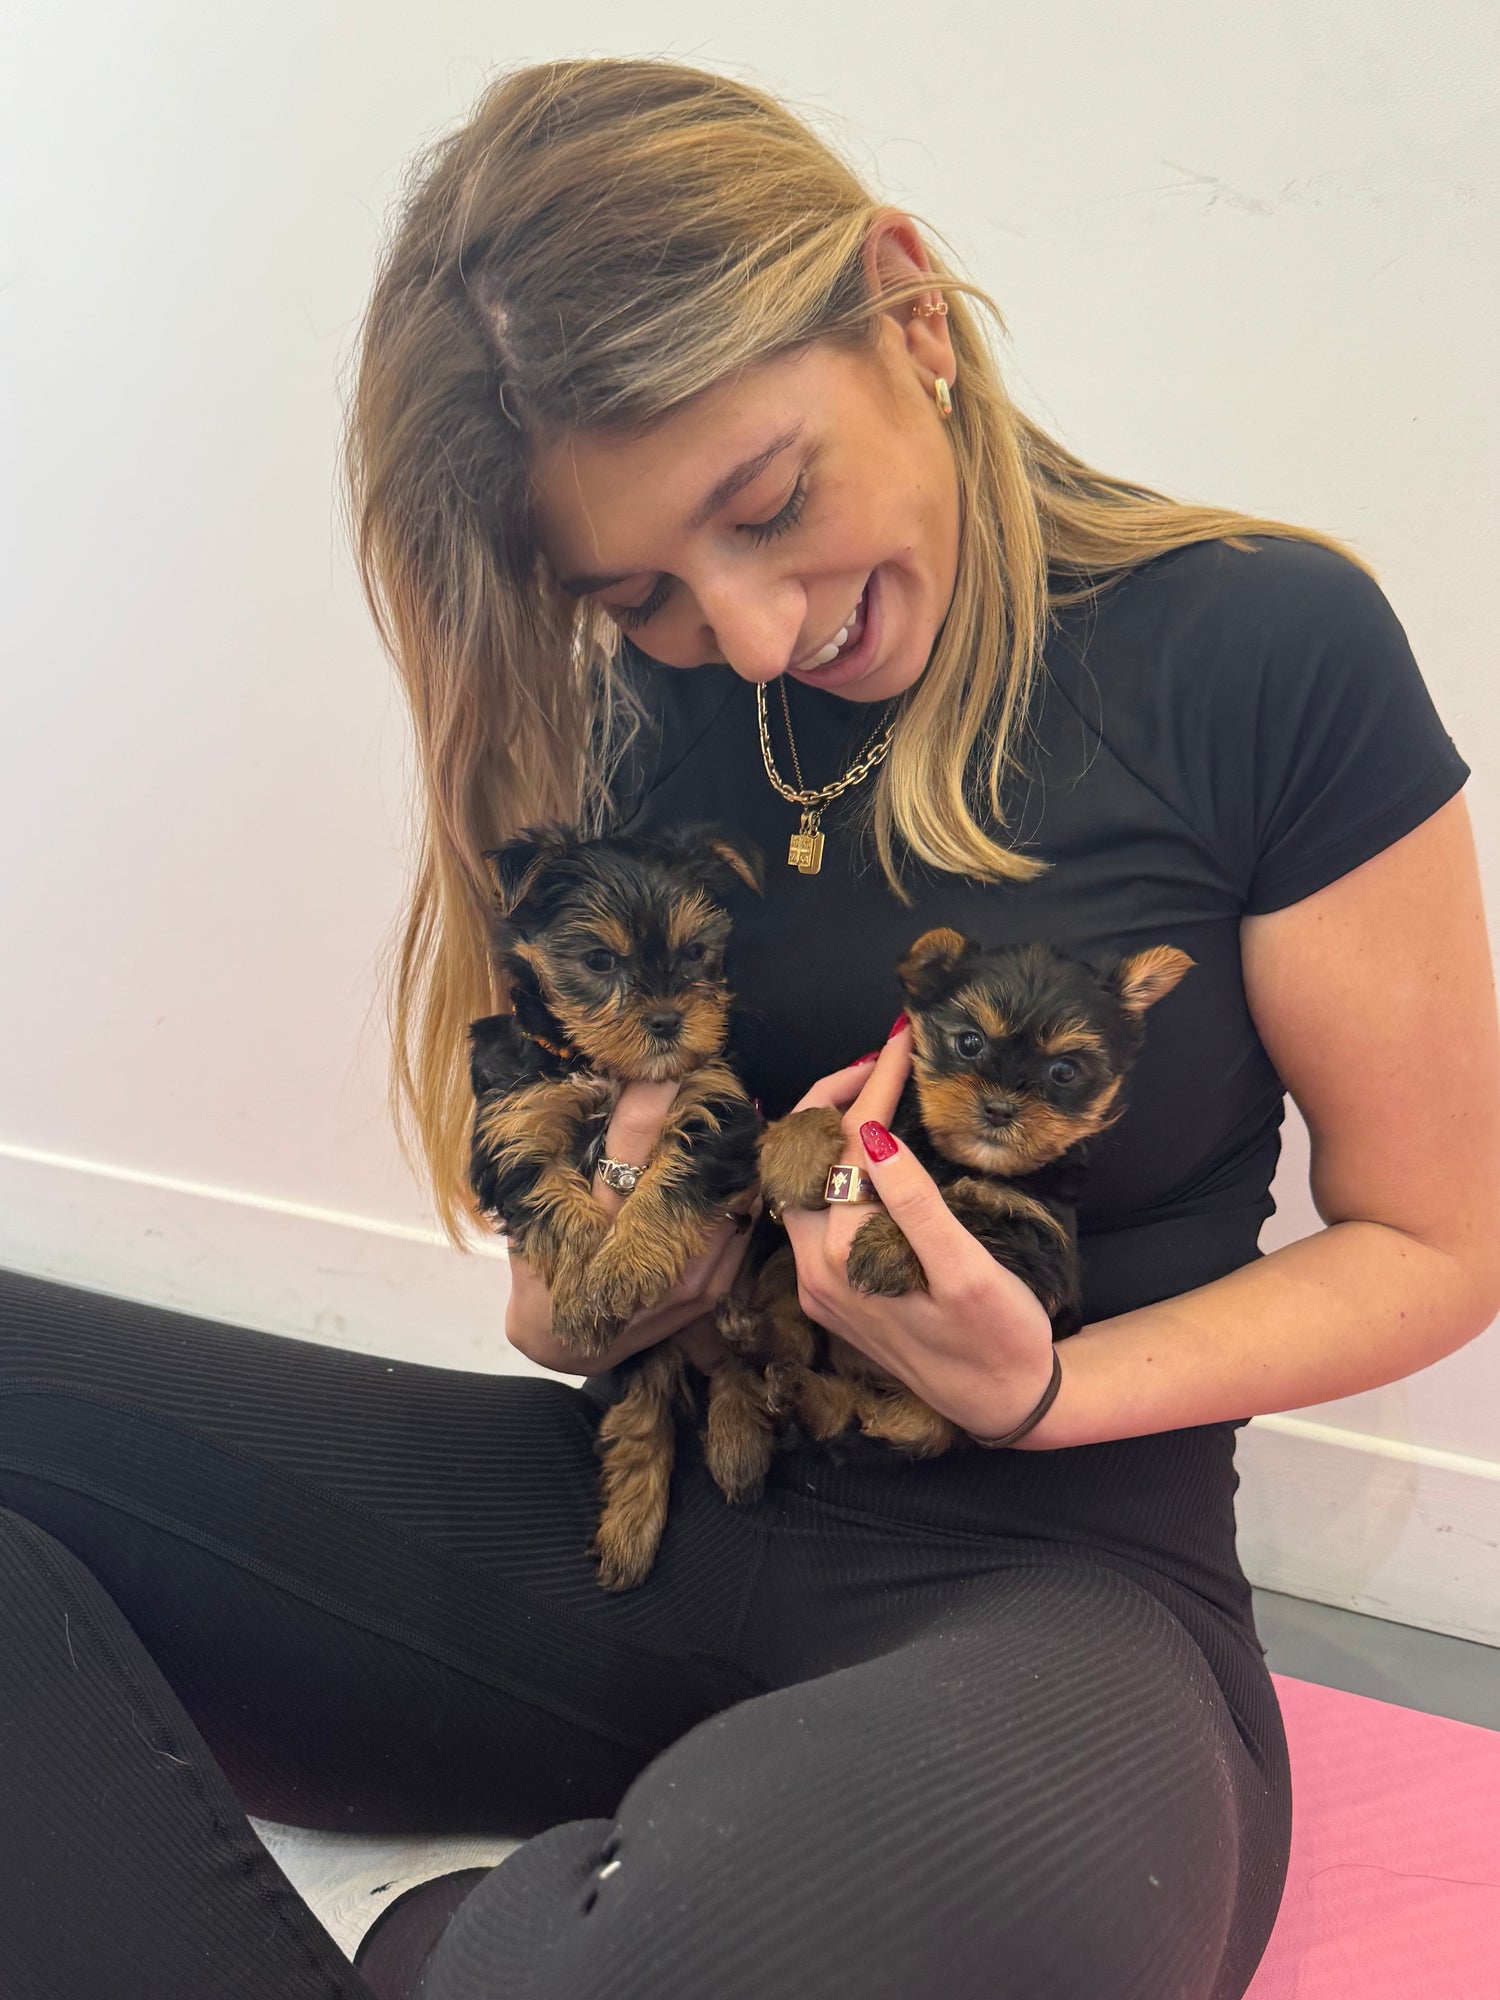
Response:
[3,3,1496,1640]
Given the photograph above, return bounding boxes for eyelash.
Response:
[616,475,811,630]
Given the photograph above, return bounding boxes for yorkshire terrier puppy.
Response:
[731,930,1194,1465]
[467,821,771,1590]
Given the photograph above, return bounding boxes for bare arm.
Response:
[1012,792,1500,1448]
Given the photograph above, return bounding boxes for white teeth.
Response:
[800,594,865,670]
[809,625,849,668]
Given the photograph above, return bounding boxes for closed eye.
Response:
[617,475,812,630]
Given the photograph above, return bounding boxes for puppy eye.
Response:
[1048,1058,1079,1084]
[584,949,617,974]
[681,942,707,963]
[953,1029,985,1060]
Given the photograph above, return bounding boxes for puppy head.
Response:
[896,929,1194,1174]
[480,822,762,1081]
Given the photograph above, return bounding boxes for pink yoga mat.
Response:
[1245,1673,1500,1997]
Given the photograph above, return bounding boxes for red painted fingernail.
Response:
[860,1120,898,1161]
[886,1013,909,1041]
[852,1050,881,1065]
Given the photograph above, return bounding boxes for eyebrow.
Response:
[555,420,807,596]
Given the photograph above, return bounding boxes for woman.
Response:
[2,55,1495,2000]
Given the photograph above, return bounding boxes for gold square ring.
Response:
[824,1164,880,1204]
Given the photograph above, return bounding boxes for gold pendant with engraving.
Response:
[787,810,825,874]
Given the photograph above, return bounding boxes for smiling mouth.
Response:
[792,580,869,671]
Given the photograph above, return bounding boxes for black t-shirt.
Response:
[611,535,1470,1337]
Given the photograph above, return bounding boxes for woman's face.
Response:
[529,302,960,706]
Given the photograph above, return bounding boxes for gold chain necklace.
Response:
[756,678,899,874]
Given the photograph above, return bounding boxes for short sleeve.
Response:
[1235,547,1470,915]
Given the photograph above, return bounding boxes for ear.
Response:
[704,832,765,898]
[864,211,957,380]
[480,824,574,913]
[1107,945,1196,1018]
[655,823,766,898]
[896,927,981,1007]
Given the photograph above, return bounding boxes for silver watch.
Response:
[596,1156,646,1195]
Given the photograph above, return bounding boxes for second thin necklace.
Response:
[756,676,899,875]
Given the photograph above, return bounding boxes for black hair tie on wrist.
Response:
[966,1347,1063,1449]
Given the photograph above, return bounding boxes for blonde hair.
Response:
[341,55,1373,1246]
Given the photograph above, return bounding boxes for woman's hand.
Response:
[777,1026,1058,1439]
[504,1078,758,1376]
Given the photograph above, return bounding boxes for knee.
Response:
[600,1690,1241,1998]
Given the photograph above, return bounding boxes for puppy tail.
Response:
[591,1343,685,1592]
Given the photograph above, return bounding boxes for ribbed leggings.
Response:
[0,1265,1291,1999]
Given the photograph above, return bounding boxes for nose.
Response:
[692,585,807,683]
[981,1099,1019,1129]
[643,1009,683,1040]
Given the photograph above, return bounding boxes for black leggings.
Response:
[0,1265,1291,1999]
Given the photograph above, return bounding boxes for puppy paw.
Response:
[592,1517,658,1592]
[712,1288,764,1358]
[549,1249,626,1357]
[784,1364,864,1442]
[703,1394,775,1506]
[761,1358,805,1416]
[549,1291,625,1358]
[844,1211,928,1297]
[583,1231,686,1327]
[857,1389,960,1459]
[758,1106,846,1209]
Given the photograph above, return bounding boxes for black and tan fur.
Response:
[732,930,1194,1466]
[467,822,771,1591]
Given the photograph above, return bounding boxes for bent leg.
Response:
[0,1266,768,1833]
[0,1267,771,1994]
[0,1506,370,2000]
[425,1565,1288,2000]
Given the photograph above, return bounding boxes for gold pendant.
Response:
[788,810,824,874]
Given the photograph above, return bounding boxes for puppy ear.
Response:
[655,823,765,898]
[897,927,981,1007]
[1107,945,1195,1018]
[481,824,574,913]
[705,833,765,897]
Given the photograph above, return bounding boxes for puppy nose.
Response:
[644,1009,683,1039]
[981,1099,1019,1128]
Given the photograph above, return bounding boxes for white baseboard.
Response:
[1233,1413,1500,1647]
[0,1139,557,1379]
[2,1142,1495,1646]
